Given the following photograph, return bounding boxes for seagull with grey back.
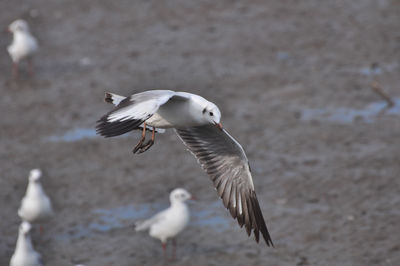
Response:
[7,19,38,79]
[10,221,42,266]
[135,188,191,259]
[96,90,273,246]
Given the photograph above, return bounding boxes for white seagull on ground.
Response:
[7,19,38,79]
[96,90,273,246]
[10,221,42,266]
[18,169,53,227]
[135,188,191,259]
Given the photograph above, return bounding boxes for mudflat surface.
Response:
[1,1,399,265]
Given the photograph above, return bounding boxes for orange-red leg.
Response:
[162,242,167,260]
[12,62,18,80]
[138,127,156,153]
[132,122,147,153]
[28,58,34,77]
[171,238,177,261]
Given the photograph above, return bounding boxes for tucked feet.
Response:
[137,139,154,153]
[133,125,156,154]
[132,123,147,153]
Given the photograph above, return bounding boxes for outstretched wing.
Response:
[175,125,273,246]
[96,90,186,137]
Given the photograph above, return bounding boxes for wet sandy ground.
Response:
[1,0,400,265]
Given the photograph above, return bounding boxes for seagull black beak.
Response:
[215,122,223,130]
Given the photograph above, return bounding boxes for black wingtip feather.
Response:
[246,194,260,243]
[250,191,274,247]
[104,92,113,104]
[96,116,144,137]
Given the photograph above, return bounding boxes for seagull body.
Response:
[135,188,191,257]
[18,169,53,223]
[98,90,221,132]
[10,222,42,266]
[148,201,189,243]
[7,19,38,78]
[97,90,273,246]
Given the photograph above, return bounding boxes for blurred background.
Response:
[1,0,399,265]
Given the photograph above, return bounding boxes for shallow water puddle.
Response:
[359,62,398,76]
[301,98,400,124]
[56,201,230,241]
[191,201,230,228]
[46,128,98,142]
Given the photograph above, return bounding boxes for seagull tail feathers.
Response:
[104,92,126,106]
[134,219,153,231]
[17,207,23,219]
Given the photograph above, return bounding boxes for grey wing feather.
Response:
[175,125,273,246]
[134,210,167,231]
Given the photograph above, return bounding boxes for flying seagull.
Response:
[7,19,38,79]
[135,188,191,259]
[96,90,273,246]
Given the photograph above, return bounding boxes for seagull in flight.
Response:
[96,90,273,246]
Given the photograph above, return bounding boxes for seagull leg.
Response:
[28,58,34,77]
[12,62,18,80]
[171,238,177,261]
[162,242,167,260]
[138,127,156,153]
[132,123,147,153]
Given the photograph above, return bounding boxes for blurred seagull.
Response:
[135,188,191,259]
[10,221,42,266]
[7,19,38,79]
[96,90,273,246]
[18,169,53,229]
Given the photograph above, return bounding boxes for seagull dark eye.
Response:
[209,112,214,116]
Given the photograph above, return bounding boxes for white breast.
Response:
[149,204,189,242]
[10,251,41,266]
[8,32,38,63]
[18,184,53,223]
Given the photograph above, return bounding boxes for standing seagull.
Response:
[10,221,42,266]
[96,90,274,246]
[135,188,191,259]
[7,19,38,79]
[18,169,53,227]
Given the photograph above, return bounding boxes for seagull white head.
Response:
[29,169,42,182]
[170,188,192,203]
[8,19,30,33]
[20,221,32,236]
[201,102,222,129]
